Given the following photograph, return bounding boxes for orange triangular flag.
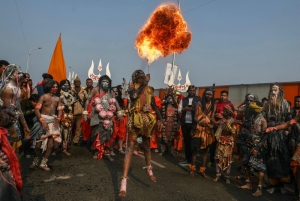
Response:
[48,33,66,83]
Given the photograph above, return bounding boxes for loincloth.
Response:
[128,111,156,142]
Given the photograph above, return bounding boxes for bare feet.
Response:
[238,183,252,189]
[213,176,220,182]
[62,150,71,156]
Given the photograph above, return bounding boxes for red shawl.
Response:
[0,127,22,193]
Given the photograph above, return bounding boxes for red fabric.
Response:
[81,117,92,141]
[93,134,104,160]
[0,127,22,193]
[112,116,127,141]
[36,80,44,87]
[154,96,162,109]
[215,101,234,121]
[123,98,128,108]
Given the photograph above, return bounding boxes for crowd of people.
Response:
[1,59,300,200]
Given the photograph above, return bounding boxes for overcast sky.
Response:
[1,0,299,88]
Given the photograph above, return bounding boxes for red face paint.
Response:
[51,84,58,94]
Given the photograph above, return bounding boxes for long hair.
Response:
[43,79,59,94]
[267,84,285,116]
[0,64,20,97]
[97,75,112,92]
[201,87,215,116]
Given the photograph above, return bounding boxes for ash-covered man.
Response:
[118,70,163,198]
[71,76,88,146]
[263,85,291,194]
[83,75,123,161]
[29,80,62,171]
[265,99,300,200]
[0,64,30,152]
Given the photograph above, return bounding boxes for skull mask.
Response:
[103,120,111,130]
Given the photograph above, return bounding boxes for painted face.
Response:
[51,84,58,94]
[61,82,70,92]
[271,86,279,97]
[205,91,213,101]
[101,79,109,91]
[167,96,173,103]
[112,88,118,97]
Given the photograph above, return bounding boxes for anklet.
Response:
[121,176,129,180]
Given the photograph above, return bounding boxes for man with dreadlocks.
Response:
[263,84,291,194]
[0,64,30,153]
[237,94,267,197]
[189,88,215,178]
[160,86,179,156]
[118,70,163,198]
[83,75,123,161]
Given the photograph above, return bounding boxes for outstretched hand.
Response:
[264,127,277,133]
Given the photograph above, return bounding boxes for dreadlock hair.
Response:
[0,64,20,98]
[201,87,215,115]
[268,84,285,117]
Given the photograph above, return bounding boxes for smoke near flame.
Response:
[135,4,192,64]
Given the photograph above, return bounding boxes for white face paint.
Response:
[62,82,70,92]
[101,79,109,91]
[271,86,279,98]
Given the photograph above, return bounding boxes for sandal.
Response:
[143,165,156,182]
[189,164,196,177]
[119,176,128,198]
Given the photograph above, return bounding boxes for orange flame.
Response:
[135,4,192,64]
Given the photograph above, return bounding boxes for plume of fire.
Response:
[135,4,192,64]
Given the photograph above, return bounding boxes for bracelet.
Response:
[82,111,88,115]
[40,118,45,123]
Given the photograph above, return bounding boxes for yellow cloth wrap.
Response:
[249,102,263,113]
[133,112,143,128]
[129,112,156,139]
[12,140,22,151]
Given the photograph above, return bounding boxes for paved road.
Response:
[20,146,297,201]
